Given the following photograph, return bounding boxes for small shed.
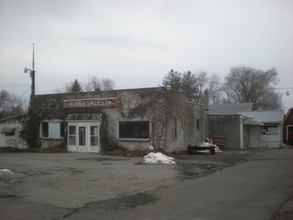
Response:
[208,103,284,149]
[240,111,284,148]
[208,103,254,149]
[0,114,28,148]
[283,107,293,145]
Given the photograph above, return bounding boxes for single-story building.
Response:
[208,103,284,149]
[26,87,207,152]
[0,113,27,148]
[283,107,293,145]
[240,111,284,148]
[208,103,254,149]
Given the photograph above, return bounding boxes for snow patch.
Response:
[142,152,176,165]
[0,169,14,175]
[198,142,222,153]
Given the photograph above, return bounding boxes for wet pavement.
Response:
[1,149,291,220]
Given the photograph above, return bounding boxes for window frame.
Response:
[90,126,99,146]
[260,125,279,135]
[40,120,64,139]
[118,120,150,141]
[68,125,77,145]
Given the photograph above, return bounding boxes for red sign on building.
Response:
[62,96,120,108]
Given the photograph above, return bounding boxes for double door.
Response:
[67,122,100,153]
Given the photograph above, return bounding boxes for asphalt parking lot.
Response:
[1,149,292,220]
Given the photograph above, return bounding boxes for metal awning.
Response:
[1,127,16,133]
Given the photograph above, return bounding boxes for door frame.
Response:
[67,122,101,153]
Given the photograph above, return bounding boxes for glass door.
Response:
[79,126,86,146]
[67,123,100,153]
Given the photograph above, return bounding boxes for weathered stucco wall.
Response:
[208,115,241,149]
[259,124,283,148]
[27,87,204,152]
[0,115,27,148]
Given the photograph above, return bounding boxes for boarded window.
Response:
[1,127,15,136]
[119,121,149,139]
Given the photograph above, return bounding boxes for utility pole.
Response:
[24,43,36,108]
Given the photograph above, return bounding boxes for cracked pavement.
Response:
[1,148,293,220]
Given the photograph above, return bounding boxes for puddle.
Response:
[76,158,128,162]
[176,163,229,180]
[0,194,17,199]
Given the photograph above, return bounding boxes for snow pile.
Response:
[142,152,176,165]
[0,169,14,175]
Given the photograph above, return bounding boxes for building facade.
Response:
[27,87,206,152]
[208,104,284,149]
[208,103,254,149]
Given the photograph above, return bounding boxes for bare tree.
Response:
[0,90,26,119]
[101,78,115,91]
[224,66,281,110]
[206,74,224,104]
[84,76,102,91]
[194,70,208,103]
[84,76,115,91]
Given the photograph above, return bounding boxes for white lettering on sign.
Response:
[62,97,120,108]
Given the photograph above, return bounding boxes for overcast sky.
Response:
[0,0,292,111]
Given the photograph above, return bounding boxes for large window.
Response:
[261,125,278,135]
[90,126,99,146]
[41,121,64,139]
[119,121,150,139]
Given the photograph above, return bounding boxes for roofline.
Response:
[0,113,28,122]
[208,113,242,116]
[285,107,293,120]
[34,86,187,97]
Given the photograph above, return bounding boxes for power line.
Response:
[273,87,293,90]
[16,88,31,99]
[0,83,30,86]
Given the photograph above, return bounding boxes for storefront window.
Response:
[119,121,149,139]
[90,126,99,146]
[68,126,76,145]
[41,121,64,139]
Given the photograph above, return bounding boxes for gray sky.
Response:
[0,0,292,111]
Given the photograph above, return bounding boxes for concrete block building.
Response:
[27,87,207,152]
